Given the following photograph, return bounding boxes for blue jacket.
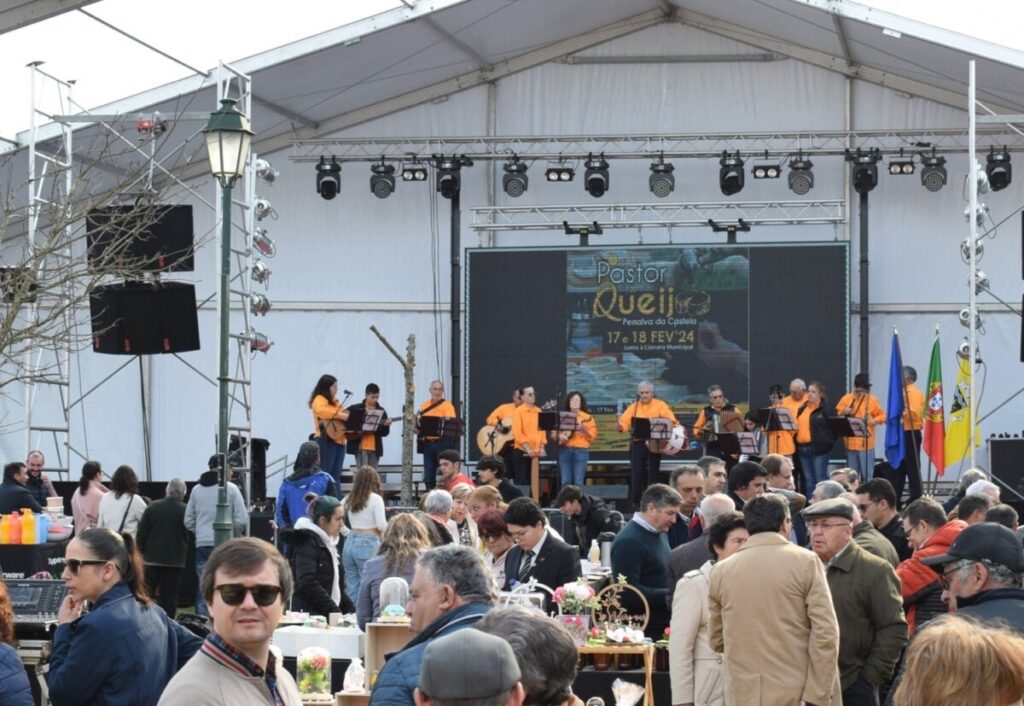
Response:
[275,470,337,528]
[47,582,202,706]
[0,643,32,706]
[369,602,491,706]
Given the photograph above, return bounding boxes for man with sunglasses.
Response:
[159,537,301,706]
[920,522,1024,633]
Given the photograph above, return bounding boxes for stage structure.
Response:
[20,63,266,495]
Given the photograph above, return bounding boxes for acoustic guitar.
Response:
[476,400,556,455]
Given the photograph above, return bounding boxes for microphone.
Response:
[343,389,353,396]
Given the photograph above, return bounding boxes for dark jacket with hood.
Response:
[344,401,390,456]
[957,587,1024,634]
[275,443,338,529]
[280,517,356,617]
[568,494,618,556]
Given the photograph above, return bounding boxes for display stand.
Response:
[630,418,673,442]
[417,416,464,439]
[346,408,388,434]
[336,622,413,706]
[577,644,655,706]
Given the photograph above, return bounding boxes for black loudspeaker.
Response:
[989,438,1024,501]
[90,282,200,355]
[87,205,195,272]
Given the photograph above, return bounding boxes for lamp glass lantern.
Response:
[203,99,254,187]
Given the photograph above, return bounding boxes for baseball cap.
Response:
[419,630,520,700]
[920,522,1024,572]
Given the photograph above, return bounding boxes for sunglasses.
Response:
[214,583,283,607]
[65,558,108,574]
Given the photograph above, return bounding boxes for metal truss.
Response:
[291,127,1024,164]
[469,200,845,232]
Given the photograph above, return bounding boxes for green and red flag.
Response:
[922,334,945,475]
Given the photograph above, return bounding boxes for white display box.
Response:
[272,626,365,660]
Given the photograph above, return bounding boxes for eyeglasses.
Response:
[213,584,283,607]
[65,558,108,574]
[807,522,850,532]
[938,561,972,590]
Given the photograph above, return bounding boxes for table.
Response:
[574,666,670,706]
[577,644,655,706]
[0,538,71,578]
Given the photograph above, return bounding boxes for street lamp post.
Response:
[203,98,253,547]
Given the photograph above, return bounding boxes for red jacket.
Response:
[896,519,966,633]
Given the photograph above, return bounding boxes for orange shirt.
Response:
[560,411,597,449]
[766,401,797,456]
[487,402,519,428]
[618,399,678,437]
[795,399,819,445]
[312,394,347,443]
[419,398,457,440]
[835,392,886,451]
[903,384,924,431]
[513,405,547,453]
[359,405,383,452]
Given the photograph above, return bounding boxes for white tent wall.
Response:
[3,18,1022,484]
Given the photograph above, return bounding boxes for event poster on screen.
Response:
[566,247,750,453]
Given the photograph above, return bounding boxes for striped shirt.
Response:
[202,631,285,706]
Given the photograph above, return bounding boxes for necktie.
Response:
[518,550,535,582]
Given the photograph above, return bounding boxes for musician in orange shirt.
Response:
[890,365,925,508]
[693,385,741,464]
[310,374,350,489]
[418,379,458,490]
[835,373,886,478]
[556,391,598,488]
[512,386,547,485]
[485,388,522,481]
[344,383,391,469]
[618,381,678,505]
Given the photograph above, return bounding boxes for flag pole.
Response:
[895,327,923,505]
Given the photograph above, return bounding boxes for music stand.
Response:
[757,406,796,431]
[419,416,465,438]
[632,417,673,441]
[556,411,581,432]
[826,416,868,439]
[715,432,759,456]
[347,408,387,433]
[538,412,559,432]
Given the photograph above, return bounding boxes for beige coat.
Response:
[157,649,302,706]
[708,532,841,706]
[670,560,726,706]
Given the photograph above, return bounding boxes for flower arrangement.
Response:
[553,578,600,615]
[655,626,671,648]
[297,647,332,698]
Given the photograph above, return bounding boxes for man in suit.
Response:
[502,498,581,611]
[709,493,841,706]
[611,483,682,638]
[666,492,735,609]
[666,465,705,549]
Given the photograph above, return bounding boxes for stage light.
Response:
[254,197,276,221]
[719,151,745,196]
[920,152,946,192]
[584,153,609,197]
[370,162,396,199]
[964,202,988,227]
[888,150,914,175]
[751,163,780,179]
[974,161,990,195]
[316,157,341,200]
[254,158,278,183]
[958,307,984,331]
[247,331,273,354]
[249,293,271,316]
[251,260,272,285]
[848,149,881,194]
[545,165,574,182]
[502,157,528,198]
[957,338,980,362]
[970,270,989,295]
[434,155,472,199]
[401,162,428,181]
[960,236,984,263]
[986,147,1012,191]
[648,158,675,198]
[252,228,277,258]
[787,157,814,195]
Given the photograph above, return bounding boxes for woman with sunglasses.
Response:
[47,528,202,705]
[282,494,355,618]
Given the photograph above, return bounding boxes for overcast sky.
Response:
[0,0,1019,142]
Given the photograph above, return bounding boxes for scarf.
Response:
[294,516,341,608]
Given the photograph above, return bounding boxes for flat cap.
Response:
[419,629,520,700]
[802,498,855,521]
[920,522,1024,573]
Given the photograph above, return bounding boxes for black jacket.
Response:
[502,533,582,612]
[496,479,523,503]
[568,495,617,556]
[880,515,913,563]
[281,524,356,617]
[0,481,42,514]
[344,402,390,456]
[957,588,1024,634]
[800,400,837,454]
